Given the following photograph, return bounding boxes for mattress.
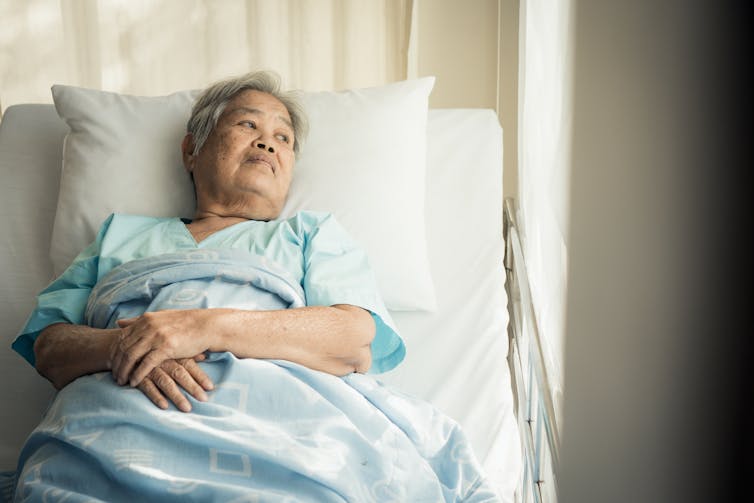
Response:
[0,105,520,500]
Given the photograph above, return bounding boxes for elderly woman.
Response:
[10,72,498,502]
[14,71,403,413]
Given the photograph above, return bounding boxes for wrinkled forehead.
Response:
[222,90,293,129]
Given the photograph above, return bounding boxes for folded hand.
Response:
[110,309,217,387]
[136,355,214,413]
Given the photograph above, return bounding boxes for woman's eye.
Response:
[240,121,256,129]
[276,134,290,143]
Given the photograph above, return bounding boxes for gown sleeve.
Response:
[300,212,405,374]
[12,214,114,367]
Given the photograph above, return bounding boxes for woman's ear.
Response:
[181,134,196,172]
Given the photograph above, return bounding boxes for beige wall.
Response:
[415,0,518,199]
[416,0,498,109]
[497,0,518,199]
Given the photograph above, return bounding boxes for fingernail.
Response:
[198,392,208,402]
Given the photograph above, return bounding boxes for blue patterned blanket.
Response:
[9,250,499,502]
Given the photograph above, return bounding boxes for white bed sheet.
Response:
[0,105,520,501]
[383,109,520,500]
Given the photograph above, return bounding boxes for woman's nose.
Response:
[254,141,274,154]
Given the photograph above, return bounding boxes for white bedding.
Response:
[384,109,520,499]
[0,105,519,500]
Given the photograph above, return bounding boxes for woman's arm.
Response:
[112,304,376,387]
[34,323,213,412]
[216,304,375,374]
[34,323,117,390]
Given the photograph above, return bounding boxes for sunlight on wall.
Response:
[518,0,573,422]
[0,0,68,106]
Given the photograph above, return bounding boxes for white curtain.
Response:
[0,0,414,109]
[517,0,573,421]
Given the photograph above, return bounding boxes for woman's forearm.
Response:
[212,304,376,376]
[111,304,377,386]
[34,323,118,389]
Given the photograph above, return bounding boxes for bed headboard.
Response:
[0,105,66,465]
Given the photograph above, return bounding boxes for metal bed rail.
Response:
[503,197,560,503]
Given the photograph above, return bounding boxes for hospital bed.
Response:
[0,78,556,501]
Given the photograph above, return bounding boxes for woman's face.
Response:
[184,90,296,220]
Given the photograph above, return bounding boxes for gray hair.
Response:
[187,70,309,155]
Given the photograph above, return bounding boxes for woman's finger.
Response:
[129,349,169,388]
[137,377,169,410]
[111,325,151,384]
[167,360,208,402]
[150,366,192,412]
[181,358,214,392]
[110,329,130,383]
[116,317,137,327]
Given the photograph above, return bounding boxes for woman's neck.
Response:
[184,214,249,243]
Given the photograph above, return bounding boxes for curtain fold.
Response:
[1,0,414,107]
[518,0,573,422]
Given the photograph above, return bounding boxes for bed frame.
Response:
[504,197,561,503]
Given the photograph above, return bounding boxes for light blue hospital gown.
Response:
[8,212,500,502]
[13,211,405,373]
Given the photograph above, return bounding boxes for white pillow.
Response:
[50,77,437,311]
